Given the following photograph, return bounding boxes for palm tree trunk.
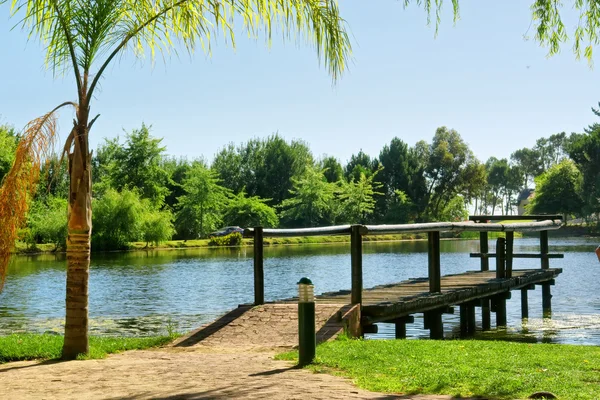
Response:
[62,120,92,360]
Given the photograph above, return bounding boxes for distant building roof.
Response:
[517,188,534,202]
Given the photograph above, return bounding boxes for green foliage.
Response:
[437,195,468,222]
[0,334,176,363]
[279,166,336,227]
[338,169,383,224]
[212,134,313,206]
[176,162,231,239]
[208,232,242,247]
[26,196,68,250]
[0,124,17,183]
[92,188,174,250]
[319,156,343,183]
[528,159,584,223]
[93,125,170,204]
[420,127,479,221]
[222,191,278,228]
[286,339,600,400]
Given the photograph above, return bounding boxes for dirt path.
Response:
[0,345,470,399]
[0,306,484,399]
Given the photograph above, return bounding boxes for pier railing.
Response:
[243,215,563,306]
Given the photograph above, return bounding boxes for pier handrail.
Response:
[245,216,563,307]
[244,219,563,237]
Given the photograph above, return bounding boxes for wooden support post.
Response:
[395,320,407,339]
[459,304,468,336]
[496,237,506,279]
[481,298,491,331]
[253,227,264,305]
[479,231,489,271]
[542,283,552,315]
[426,310,443,339]
[428,231,441,293]
[495,294,507,327]
[540,230,549,270]
[467,302,476,334]
[505,232,514,278]
[351,225,363,305]
[521,288,529,319]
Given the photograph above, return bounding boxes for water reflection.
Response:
[0,238,598,345]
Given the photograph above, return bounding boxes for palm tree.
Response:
[1,0,351,359]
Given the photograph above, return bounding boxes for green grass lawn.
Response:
[0,334,177,363]
[278,339,600,400]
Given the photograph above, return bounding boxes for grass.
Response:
[0,333,178,363]
[277,339,600,399]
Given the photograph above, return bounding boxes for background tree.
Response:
[0,124,17,182]
[176,163,232,239]
[422,127,477,220]
[2,0,350,359]
[338,170,383,224]
[222,192,279,228]
[319,156,344,183]
[26,195,68,251]
[279,166,336,227]
[511,147,542,189]
[527,160,584,224]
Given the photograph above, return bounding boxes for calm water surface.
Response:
[1,238,599,344]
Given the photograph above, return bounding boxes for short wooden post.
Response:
[394,316,413,339]
[496,237,506,279]
[542,283,552,315]
[467,302,476,334]
[495,294,507,327]
[428,231,441,293]
[505,232,514,278]
[521,288,529,319]
[351,225,363,305]
[459,304,468,336]
[540,230,549,270]
[426,310,443,339]
[481,298,491,331]
[253,227,264,305]
[479,231,489,271]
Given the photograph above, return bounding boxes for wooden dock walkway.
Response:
[177,215,565,345]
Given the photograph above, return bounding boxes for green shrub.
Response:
[208,232,242,246]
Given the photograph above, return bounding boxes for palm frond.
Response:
[0,111,60,289]
[11,0,353,92]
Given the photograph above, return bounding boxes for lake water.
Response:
[1,238,599,345]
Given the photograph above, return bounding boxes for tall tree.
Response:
[319,156,344,183]
[2,0,350,359]
[279,166,335,227]
[510,147,542,189]
[176,163,232,239]
[528,160,584,224]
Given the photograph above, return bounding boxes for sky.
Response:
[1,1,599,166]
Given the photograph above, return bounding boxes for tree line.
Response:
[0,108,599,251]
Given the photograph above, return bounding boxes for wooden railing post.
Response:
[351,225,363,305]
[253,227,264,305]
[505,232,514,278]
[479,231,489,271]
[428,231,441,293]
[540,230,549,270]
[496,237,506,279]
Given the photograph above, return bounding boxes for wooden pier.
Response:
[242,215,564,339]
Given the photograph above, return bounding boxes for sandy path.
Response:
[0,345,468,399]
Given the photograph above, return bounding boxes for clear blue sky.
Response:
[1,1,599,166]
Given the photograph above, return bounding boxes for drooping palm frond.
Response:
[0,110,61,289]
[11,0,353,91]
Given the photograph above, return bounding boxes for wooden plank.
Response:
[470,253,564,259]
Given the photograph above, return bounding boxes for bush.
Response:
[208,232,242,246]
[26,196,68,251]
